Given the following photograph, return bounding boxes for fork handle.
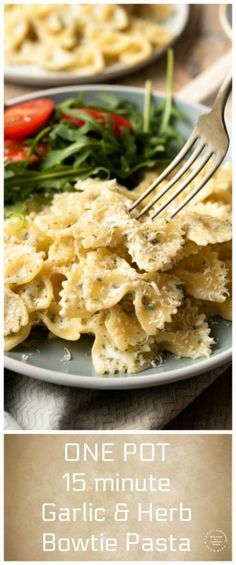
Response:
[212,70,232,118]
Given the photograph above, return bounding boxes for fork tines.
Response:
[129,131,220,220]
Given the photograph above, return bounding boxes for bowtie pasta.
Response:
[4,163,232,375]
[4,4,173,74]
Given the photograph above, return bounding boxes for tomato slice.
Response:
[109,112,132,137]
[4,98,54,139]
[4,138,48,164]
[62,108,132,137]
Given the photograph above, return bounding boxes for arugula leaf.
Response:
[41,137,100,169]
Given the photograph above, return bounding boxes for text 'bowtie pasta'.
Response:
[4,167,232,375]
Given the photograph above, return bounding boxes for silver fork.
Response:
[129,72,232,220]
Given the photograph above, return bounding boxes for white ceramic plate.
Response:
[4,4,189,86]
[4,85,232,389]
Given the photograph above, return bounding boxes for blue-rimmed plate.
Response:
[4,85,232,389]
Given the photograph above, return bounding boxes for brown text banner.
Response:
[5,434,231,561]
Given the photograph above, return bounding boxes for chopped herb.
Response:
[143,300,155,311]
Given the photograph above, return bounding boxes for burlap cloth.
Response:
[4,364,229,430]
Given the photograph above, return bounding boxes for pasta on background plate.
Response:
[4,4,173,74]
[4,163,232,375]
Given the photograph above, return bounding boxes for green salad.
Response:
[4,50,185,212]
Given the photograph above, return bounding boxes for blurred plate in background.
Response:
[4,4,189,86]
